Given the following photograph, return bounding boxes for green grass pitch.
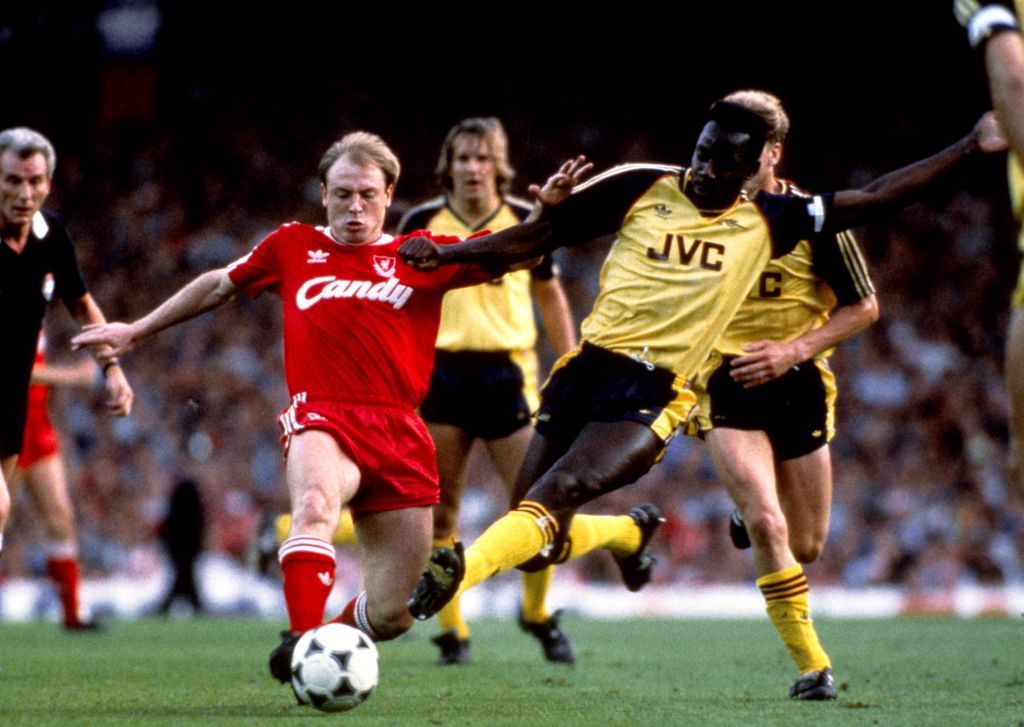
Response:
[1,616,1021,726]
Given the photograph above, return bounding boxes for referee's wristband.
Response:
[102,358,121,374]
[959,2,1020,48]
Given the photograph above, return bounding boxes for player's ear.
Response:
[384,185,395,207]
[767,142,782,167]
[320,183,328,208]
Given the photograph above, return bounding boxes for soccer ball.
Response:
[290,623,379,712]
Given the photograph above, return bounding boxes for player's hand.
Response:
[730,340,802,388]
[974,110,1010,153]
[398,236,442,271]
[72,322,136,358]
[954,0,1019,48]
[102,364,133,416]
[528,156,594,209]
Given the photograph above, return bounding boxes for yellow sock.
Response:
[564,514,640,561]
[275,509,355,546]
[519,567,553,624]
[333,509,356,546]
[461,501,556,594]
[757,564,831,674]
[434,534,470,639]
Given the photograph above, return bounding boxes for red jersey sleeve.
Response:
[227,226,285,298]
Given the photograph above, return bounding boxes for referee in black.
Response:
[0,127,133,553]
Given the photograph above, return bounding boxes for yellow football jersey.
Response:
[709,181,874,360]
[548,165,830,380]
[398,196,547,351]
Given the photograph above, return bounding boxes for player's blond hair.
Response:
[0,127,57,178]
[722,90,790,144]
[319,132,401,189]
[435,117,515,196]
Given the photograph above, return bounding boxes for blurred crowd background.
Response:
[2,3,1022,607]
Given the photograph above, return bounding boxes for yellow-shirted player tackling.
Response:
[689,90,878,701]
[955,0,1024,497]
[398,118,577,666]
[400,101,1005,701]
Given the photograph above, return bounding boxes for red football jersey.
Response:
[228,224,493,408]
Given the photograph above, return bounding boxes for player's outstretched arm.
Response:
[730,294,879,388]
[829,112,1007,230]
[67,292,134,416]
[986,31,1024,160]
[526,155,594,221]
[72,268,237,359]
[954,2,1024,158]
[400,156,595,271]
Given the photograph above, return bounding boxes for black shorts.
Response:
[705,359,832,460]
[0,377,31,459]
[420,350,533,440]
[535,343,695,448]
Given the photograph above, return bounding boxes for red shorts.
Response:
[277,394,439,516]
[17,403,60,468]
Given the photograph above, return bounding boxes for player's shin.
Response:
[461,501,557,592]
[757,564,831,674]
[562,513,641,560]
[279,535,336,633]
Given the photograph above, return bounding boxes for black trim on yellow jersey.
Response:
[397,196,445,235]
[547,164,834,258]
[813,229,875,305]
[398,196,555,281]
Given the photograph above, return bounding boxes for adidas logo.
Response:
[721,219,745,229]
[307,249,330,264]
[317,571,334,587]
[653,203,672,218]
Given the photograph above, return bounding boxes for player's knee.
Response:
[745,508,789,549]
[291,487,335,531]
[528,468,600,514]
[790,533,825,564]
[369,602,413,641]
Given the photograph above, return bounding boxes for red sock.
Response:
[278,536,336,633]
[330,591,381,640]
[46,557,81,627]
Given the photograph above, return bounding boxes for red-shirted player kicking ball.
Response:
[72,132,583,690]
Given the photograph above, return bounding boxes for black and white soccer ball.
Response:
[290,623,379,712]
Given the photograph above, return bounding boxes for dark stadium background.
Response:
[1,3,1020,616]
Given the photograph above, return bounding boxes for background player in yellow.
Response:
[397,118,577,664]
[400,101,1007,700]
[955,0,1024,497]
[688,90,878,700]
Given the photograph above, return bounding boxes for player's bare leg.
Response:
[23,455,76,542]
[460,421,661,593]
[487,426,575,663]
[350,506,432,639]
[424,421,473,663]
[270,429,356,683]
[707,428,834,699]
[707,429,794,574]
[21,453,94,628]
[427,422,473,543]
[1006,307,1024,499]
[775,445,832,564]
[0,454,15,547]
